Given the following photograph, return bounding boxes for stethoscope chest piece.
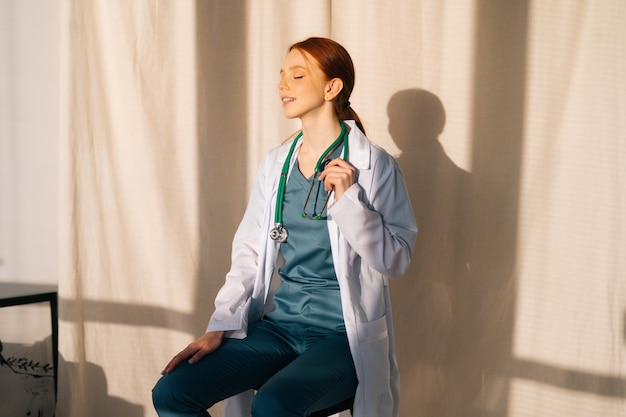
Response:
[269,122,349,245]
[269,224,288,243]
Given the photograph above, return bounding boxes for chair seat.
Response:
[308,395,354,417]
[253,383,354,416]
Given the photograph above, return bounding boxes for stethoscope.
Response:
[269,122,349,243]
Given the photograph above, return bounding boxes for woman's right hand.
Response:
[161,330,224,375]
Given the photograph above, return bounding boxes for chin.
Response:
[282,110,301,120]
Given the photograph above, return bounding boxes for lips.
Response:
[281,97,295,104]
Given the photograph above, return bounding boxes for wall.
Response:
[0,0,59,285]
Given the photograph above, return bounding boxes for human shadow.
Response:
[56,354,144,417]
[389,89,513,417]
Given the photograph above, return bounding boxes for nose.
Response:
[278,78,288,91]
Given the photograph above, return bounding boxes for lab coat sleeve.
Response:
[206,154,272,336]
[329,148,417,278]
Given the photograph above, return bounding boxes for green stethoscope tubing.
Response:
[272,122,349,239]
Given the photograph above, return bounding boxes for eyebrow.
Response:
[279,65,307,75]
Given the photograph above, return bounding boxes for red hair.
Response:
[289,37,366,135]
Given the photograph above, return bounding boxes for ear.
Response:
[324,78,344,101]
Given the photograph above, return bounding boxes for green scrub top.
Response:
[265,145,345,333]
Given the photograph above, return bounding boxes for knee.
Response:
[152,375,194,416]
[152,377,176,414]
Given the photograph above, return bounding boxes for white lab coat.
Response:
[207,121,417,417]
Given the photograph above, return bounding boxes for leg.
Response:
[251,332,357,417]
[152,322,298,417]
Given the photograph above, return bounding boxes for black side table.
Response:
[0,282,58,397]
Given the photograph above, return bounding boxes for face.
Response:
[278,49,330,120]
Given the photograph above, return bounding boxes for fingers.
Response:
[161,331,224,375]
[161,346,195,375]
[188,346,210,365]
[319,158,355,199]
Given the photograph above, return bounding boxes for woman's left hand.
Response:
[319,158,356,201]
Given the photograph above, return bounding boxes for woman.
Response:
[152,37,417,417]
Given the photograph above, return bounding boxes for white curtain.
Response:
[58,1,626,416]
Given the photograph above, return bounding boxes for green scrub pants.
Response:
[152,319,358,417]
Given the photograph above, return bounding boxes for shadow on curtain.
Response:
[58,2,248,416]
[195,3,248,413]
[194,0,249,338]
[57,354,143,416]
[388,0,528,415]
[390,3,626,417]
[389,87,489,416]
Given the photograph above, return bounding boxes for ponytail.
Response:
[338,104,366,136]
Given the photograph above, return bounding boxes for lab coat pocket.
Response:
[356,314,391,397]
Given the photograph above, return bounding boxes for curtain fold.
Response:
[59,1,625,416]
[59,1,201,416]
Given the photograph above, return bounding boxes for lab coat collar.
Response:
[344,120,371,170]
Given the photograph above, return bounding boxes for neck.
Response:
[299,116,343,157]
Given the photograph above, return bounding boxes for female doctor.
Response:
[152,37,417,417]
